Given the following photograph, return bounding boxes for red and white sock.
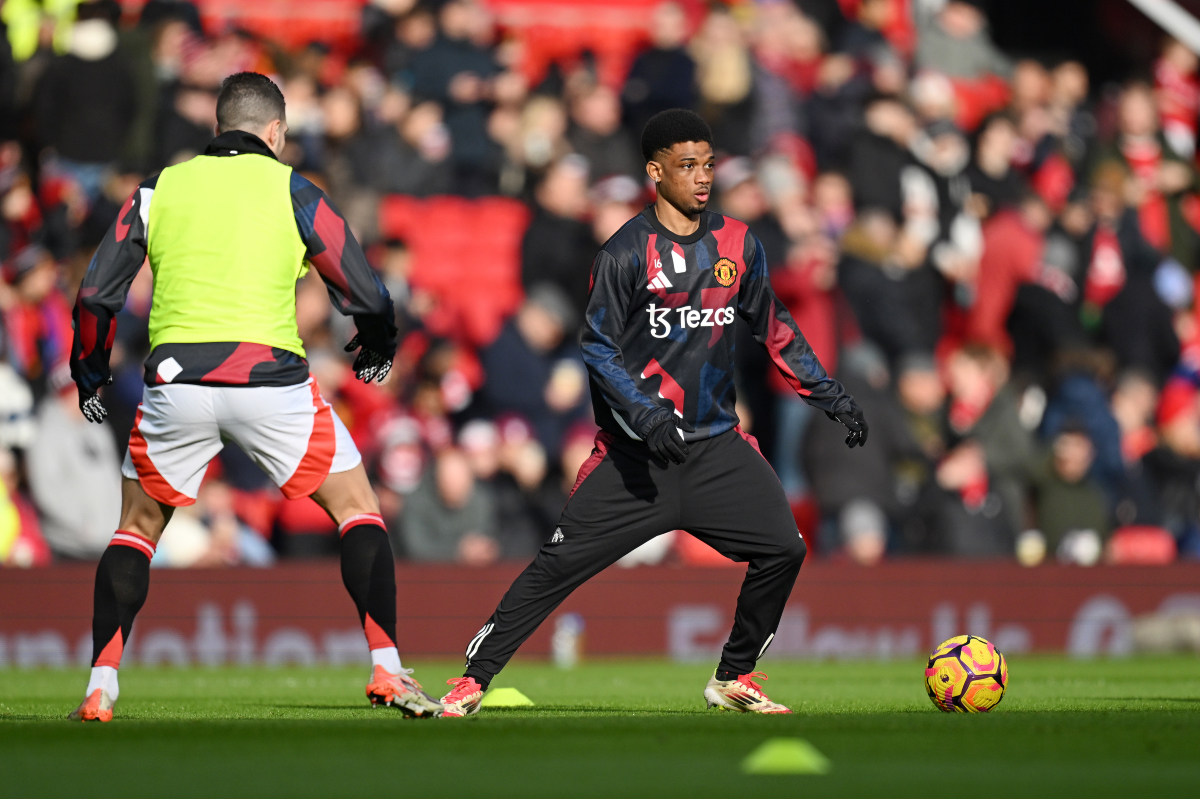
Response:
[371,647,402,675]
[85,665,120,701]
[85,530,157,701]
[338,514,403,675]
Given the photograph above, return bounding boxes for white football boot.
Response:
[704,671,792,714]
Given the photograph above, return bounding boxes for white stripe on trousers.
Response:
[465,623,494,662]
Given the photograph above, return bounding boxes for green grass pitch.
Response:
[2,658,1199,798]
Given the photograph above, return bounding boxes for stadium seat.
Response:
[950,73,1012,132]
[1106,525,1178,565]
[192,0,365,52]
[675,531,740,567]
[226,490,277,537]
[487,0,697,87]
[378,195,530,347]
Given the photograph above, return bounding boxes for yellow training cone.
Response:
[479,687,535,707]
[741,738,831,775]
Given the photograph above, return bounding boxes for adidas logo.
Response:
[648,271,673,291]
[550,528,564,544]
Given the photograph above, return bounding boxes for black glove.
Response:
[826,401,868,448]
[345,312,398,385]
[344,337,392,384]
[78,379,111,424]
[644,416,695,465]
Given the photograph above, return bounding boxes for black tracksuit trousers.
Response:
[463,428,807,686]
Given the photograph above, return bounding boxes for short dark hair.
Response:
[640,109,713,162]
[216,72,286,133]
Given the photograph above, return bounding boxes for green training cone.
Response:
[741,738,831,775]
[479,687,535,707]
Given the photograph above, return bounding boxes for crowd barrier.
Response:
[2,561,1197,667]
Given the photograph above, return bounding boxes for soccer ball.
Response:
[924,634,1008,713]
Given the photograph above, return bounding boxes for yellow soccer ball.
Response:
[925,634,1008,713]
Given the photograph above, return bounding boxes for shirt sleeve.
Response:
[70,178,155,394]
[579,248,672,438]
[736,233,854,415]
[289,172,396,334]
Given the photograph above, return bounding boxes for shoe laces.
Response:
[444,677,482,703]
[378,666,422,691]
[395,667,422,690]
[735,671,770,697]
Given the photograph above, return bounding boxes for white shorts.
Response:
[121,378,360,507]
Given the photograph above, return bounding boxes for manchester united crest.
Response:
[713,257,738,287]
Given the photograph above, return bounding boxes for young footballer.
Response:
[67,73,441,721]
[441,110,868,717]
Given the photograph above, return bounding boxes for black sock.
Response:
[92,532,155,668]
[462,669,491,692]
[339,521,398,651]
[715,670,741,682]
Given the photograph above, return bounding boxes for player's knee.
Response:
[536,549,579,579]
[531,540,595,582]
[780,532,807,568]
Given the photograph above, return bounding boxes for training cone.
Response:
[479,687,535,707]
[741,738,831,775]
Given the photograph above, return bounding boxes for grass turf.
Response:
[2,657,1199,798]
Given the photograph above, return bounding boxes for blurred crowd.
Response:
[2,0,1200,568]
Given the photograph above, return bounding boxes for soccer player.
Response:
[66,73,441,721]
[440,110,868,717]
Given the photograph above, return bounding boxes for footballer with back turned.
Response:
[67,73,441,721]
[440,110,868,716]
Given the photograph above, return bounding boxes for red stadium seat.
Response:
[378,195,531,347]
[486,0,704,87]
[147,0,678,87]
[130,0,368,52]
[276,496,337,535]
[950,73,1012,132]
[1106,525,1178,566]
[675,532,741,567]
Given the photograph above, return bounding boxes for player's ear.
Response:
[264,118,287,156]
[646,160,663,185]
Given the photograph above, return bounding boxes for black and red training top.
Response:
[581,205,854,443]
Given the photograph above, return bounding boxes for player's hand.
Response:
[826,401,868,448]
[644,416,695,465]
[79,387,108,424]
[345,313,398,385]
[344,335,393,384]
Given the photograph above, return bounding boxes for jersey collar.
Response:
[641,203,709,245]
[204,130,279,160]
